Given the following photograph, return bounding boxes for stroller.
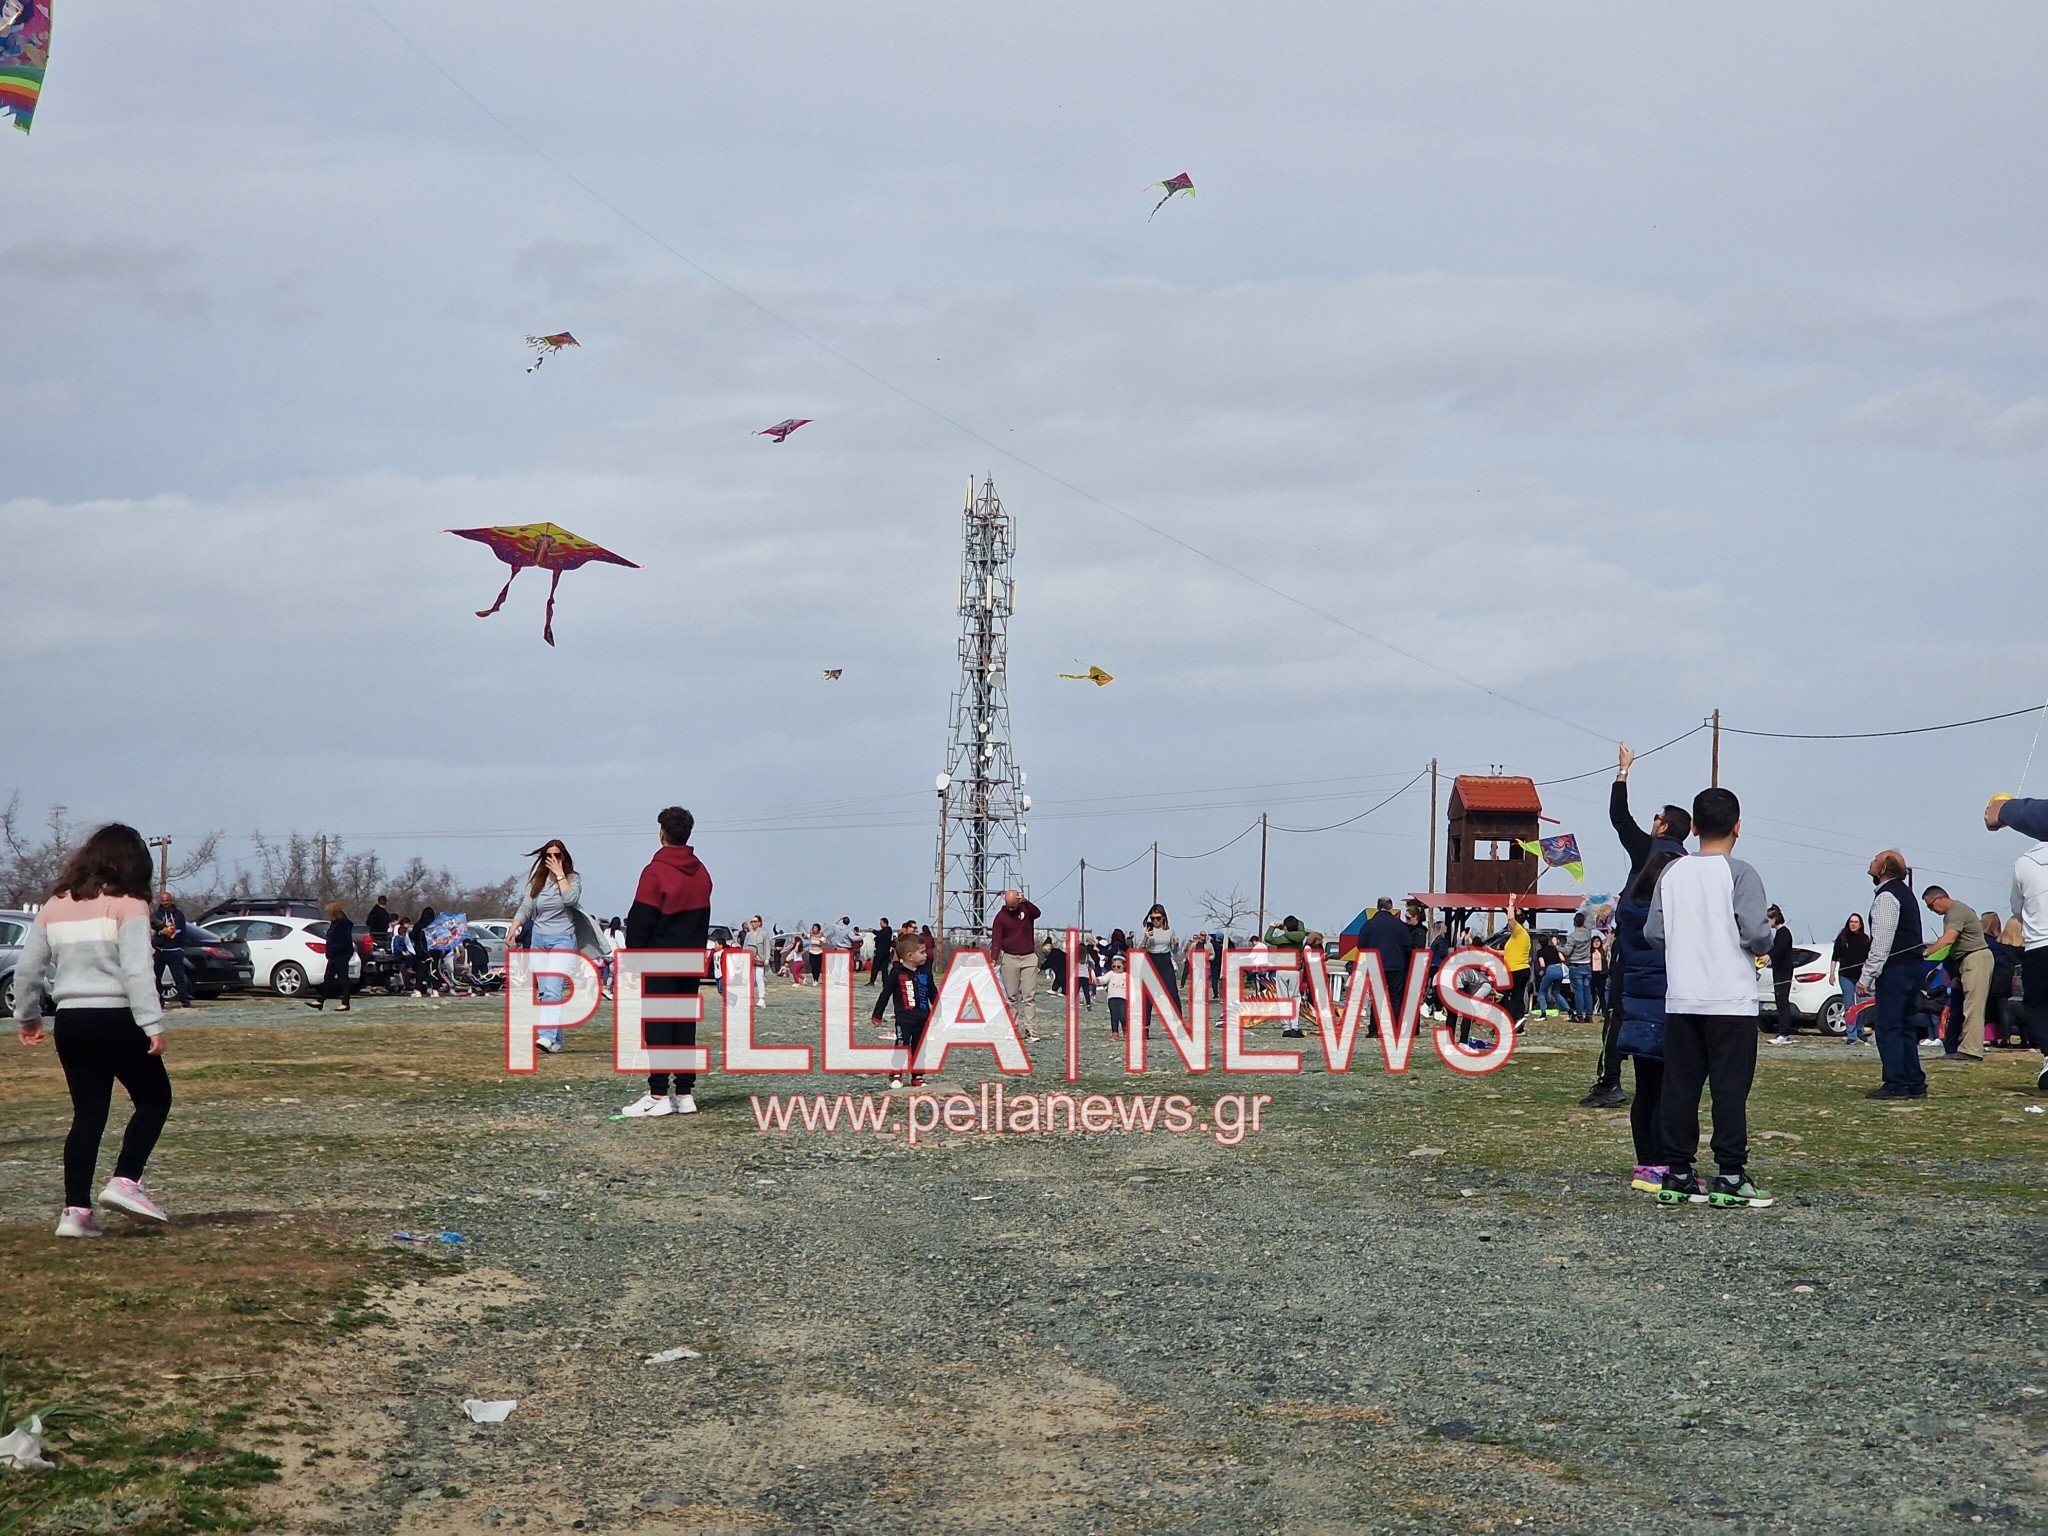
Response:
[1841,958,1947,1042]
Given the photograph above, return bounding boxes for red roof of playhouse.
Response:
[1450,775,1543,815]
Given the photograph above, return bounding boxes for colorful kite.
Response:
[1146,172,1194,220]
[1518,834,1585,882]
[524,332,578,372]
[0,0,52,135]
[423,912,469,953]
[447,522,638,647]
[1057,666,1114,686]
[756,418,811,443]
[821,669,843,681]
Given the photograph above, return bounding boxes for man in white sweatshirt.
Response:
[1645,787,1777,1208]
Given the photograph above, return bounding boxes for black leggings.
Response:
[1628,1054,1668,1166]
[53,1007,172,1209]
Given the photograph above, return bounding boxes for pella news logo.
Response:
[504,932,1519,1080]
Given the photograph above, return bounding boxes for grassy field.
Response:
[0,985,2041,1533]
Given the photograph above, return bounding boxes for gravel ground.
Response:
[6,988,2045,1534]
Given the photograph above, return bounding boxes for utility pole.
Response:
[147,836,171,895]
[1427,757,1439,892]
[316,833,331,897]
[1151,842,1159,908]
[1256,813,1269,936]
[1711,708,1722,788]
[1078,858,1087,933]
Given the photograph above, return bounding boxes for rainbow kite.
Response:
[448,522,639,647]
[0,0,52,135]
[1518,834,1585,882]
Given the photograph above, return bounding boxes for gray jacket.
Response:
[510,873,613,962]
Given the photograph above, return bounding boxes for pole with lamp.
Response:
[934,773,951,954]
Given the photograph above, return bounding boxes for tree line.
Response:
[0,795,519,918]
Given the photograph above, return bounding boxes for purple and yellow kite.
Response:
[1517,833,1585,882]
[1146,172,1194,220]
[448,522,638,647]
[0,0,52,134]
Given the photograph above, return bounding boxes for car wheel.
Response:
[0,975,12,1015]
[272,961,308,997]
[1818,996,1845,1035]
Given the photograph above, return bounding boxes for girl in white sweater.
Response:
[12,823,174,1237]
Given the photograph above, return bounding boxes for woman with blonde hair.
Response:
[510,838,611,1053]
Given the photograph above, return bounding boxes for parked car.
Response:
[469,919,511,971]
[170,925,255,1000]
[0,909,50,1018]
[200,895,326,924]
[198,915,359,996]
[1754,946,1845,1034]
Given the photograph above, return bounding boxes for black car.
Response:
[200,895,326,924]
[165,925,255,1000]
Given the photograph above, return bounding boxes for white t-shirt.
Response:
[2012,844,2048,949]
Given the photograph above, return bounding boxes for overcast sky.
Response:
[5,2,2047,940]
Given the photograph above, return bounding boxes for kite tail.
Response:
[476,566,521,619]
[542,567,563,647]
[527,353,544,373]
[1148,192,1170,221]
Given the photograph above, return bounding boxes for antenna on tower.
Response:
[937,475,1027,945]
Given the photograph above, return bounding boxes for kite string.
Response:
[2020,690,2048,792]
[351,0,1610,745]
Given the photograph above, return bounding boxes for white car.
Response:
[202,915,361,996]
[1755,945,1845,1034]
[469,919,512,971]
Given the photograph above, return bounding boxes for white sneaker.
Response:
[616,1093,674,1119]
[537,1035,564,1054]
[1771,1035,1793,1046]
[670,1093,698,1115]
[99,1176,168,1222]
[55,1206,103,1239]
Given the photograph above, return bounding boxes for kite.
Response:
[757,418,811,443]
[1146,172,1194,220]
[0,0,52,135]
[422,912,469,953]
[1057,666,1114,686]
[821,669,843,681]
[1517,834,1585,882]
[525,332,578,372]
[447,522,639,647]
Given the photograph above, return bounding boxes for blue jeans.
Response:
[1540,965,1569,1012]
[1873,966,1926,1094]
[533,932,576,1048]
[1569,964,1593,1018]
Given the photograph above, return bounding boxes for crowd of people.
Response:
[12,770,2048,1237]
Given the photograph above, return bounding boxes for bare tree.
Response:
[0,794,76,907]
[1197,887,1259,938]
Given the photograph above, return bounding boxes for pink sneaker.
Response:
[55,1206,103,1239]
[98,1176,168,1223]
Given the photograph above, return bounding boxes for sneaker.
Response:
[1656,1169,1708,1206]
[98,1176,168,1222]
[614,1093,674,1119]
[2037,1060,2048,1092]
[55,1206,103,1239]
[908,1074,926,1088]
[1707,1173,1774,1209]
[888,1075,904,1090]
[1580,1084,1627,1109]
[1630,1164,1668,1194]
[1864,1086,1913,1100]
[1770,1035,1793,1046]
[537,1035,564,1054]
[671,1093,698,1115]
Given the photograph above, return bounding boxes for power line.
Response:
[1719,705,2045,741]
[1530,722,1709,786]
[1157,821,1264,861]
[1268,765,1432,834]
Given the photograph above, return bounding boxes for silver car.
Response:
[0,909,48,1017]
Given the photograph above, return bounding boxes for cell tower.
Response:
[937,475,1028,944]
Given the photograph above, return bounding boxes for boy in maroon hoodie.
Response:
[617,806,714,1118]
